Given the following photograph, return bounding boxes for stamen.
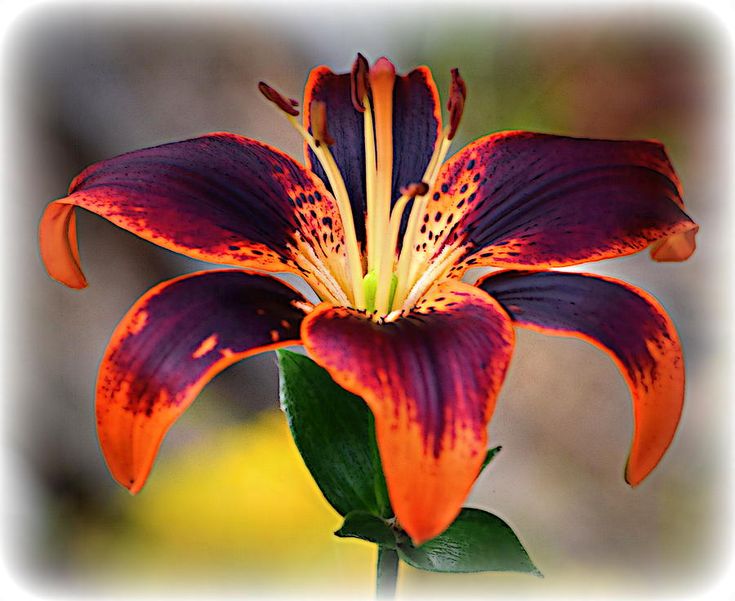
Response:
[291,238,348,306]
[283,114,365,307]
[350,53,371,112]
[447,68,467,140]
[374,181,428,313]
[354,55,379,271]
[309,100,335,147]
[403,244,465,310]
[391,134,452,309]
[363,97,378,270]
[392,67,463,310]
[392,196,425,308]
[374,195,407,313]
[258,81,300,116]
[256,87,367,307]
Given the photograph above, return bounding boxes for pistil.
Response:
[260,62,468,317]
[368,58,397,314]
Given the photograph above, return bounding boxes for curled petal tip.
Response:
[480,270,684,492]
[126,479,144,495]
[650,226,698,262]
[96,270,309,503]
[39,201,89,289]
[624,467,642,488]
[258,81,300,116]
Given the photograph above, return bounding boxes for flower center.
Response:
[260,57,466,317]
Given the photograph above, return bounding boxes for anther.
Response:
[258,81,300,116]
[447,68,467,140]
[309,100,335,146]
[350,53,371,112]
[400,181,430,198]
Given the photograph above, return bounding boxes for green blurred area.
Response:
[6,3,729,598]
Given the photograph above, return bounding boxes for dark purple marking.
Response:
[303,289,513,456]
[437,132,695,267]
[478,270,670,382]
[391,67,441,205]
[305,70,368,242]
[99,270,306,417]
[305,66,441,242]
[67,133,328,261]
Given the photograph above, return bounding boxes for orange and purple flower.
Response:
[39,55,698,544]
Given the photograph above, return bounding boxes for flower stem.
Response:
[376,546,399,599]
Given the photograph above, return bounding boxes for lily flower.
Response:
[39,54,698,545]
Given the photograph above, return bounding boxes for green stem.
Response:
[376,546,399,599]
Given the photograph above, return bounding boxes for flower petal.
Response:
[301,280,514,544]
[40,133,348,293]
[96,269,308,493]
[412,132,697,274]
[650,228,698,262]
[390,66,442,203]
[303,62,441,242]
[477,269,684,485]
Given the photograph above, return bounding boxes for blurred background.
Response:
[4,1,731,598]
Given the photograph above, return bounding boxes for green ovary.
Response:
[363,270,398,313]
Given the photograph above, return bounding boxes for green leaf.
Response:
[479,445,502,474]
[335,511,397,548]
[397,508,541,575]
[277,349,391,517]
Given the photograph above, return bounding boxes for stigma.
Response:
[260,56,466,317]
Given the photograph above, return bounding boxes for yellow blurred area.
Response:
[62,409,645,597]
[70,411,376,594]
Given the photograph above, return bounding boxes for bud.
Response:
[258,81,300,116]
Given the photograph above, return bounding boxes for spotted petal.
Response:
[40,133,349,298]
[302,280,514,544]
[303,61,441,242]
[477,269,684,485]
[96,270,308,493]
[411,132,697,274]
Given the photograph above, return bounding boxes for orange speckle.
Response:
[270,330,280,342]
[256,308,267,316]
[192,334,218,359]
[280,320,291,329]
[128,310,149,335]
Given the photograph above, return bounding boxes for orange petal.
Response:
[303,60,441,243]
[301,281,514,544]
[478,269,685,485]
[650,226,698,262]
[96,270,308,493]
[411,132,697,277]
[39,202,87,288]
[39,132,347,293]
